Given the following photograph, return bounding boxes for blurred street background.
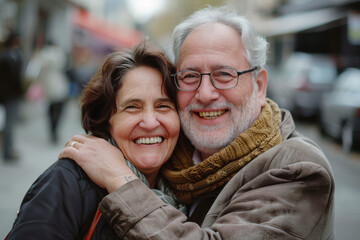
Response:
[1,0,360,239]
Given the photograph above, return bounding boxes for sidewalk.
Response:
[0,99,83,238]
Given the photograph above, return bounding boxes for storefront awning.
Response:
[255,8,347,37]
[72,9,143,48]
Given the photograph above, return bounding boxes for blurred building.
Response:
[233,0,360,70]
[227,0,360,117]
[0,0,142,64]
[1,0,78,61]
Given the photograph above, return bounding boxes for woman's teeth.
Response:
[199,110,225,119]
[135,137,163,144]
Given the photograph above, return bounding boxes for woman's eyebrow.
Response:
[117,98,142,111]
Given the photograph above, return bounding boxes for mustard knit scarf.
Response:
[161,99,282,204]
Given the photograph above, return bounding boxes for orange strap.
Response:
[83,207,102,240]
[5,231,10,240]
[5,207,102,240]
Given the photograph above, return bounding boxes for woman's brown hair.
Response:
[81,42,176,139]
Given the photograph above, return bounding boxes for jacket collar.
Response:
[280,109,296,141]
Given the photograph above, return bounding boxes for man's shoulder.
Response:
[260,131,332,177]
[250,108,330,172]
[278,109,328,163]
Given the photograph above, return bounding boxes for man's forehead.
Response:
[177,40,246,71]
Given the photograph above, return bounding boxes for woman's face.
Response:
[109,66,180,178]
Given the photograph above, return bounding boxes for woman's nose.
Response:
[139,111,160,129]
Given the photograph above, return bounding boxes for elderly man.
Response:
[60,6,334,240]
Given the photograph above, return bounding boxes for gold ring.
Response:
[69,141,77,148]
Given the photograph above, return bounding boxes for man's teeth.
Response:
[135,137,163,144]
[199,110,225,119]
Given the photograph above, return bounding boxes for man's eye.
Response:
[181,73,200,84]
[218,71,232,76]
[184,73,198,79]
[213,70,236,82]
[214,71,234,77]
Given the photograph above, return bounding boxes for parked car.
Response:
[319,68,360,152]
[268,52,337,118]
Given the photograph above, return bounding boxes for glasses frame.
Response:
[172,66,258,91]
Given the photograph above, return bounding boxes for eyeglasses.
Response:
[172,67,258,91]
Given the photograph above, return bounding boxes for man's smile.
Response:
[197,110,227,119]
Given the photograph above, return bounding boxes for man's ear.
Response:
[256,68,268,107]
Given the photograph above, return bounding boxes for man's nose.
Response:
[139,111,160,129]
[195,75,220,104]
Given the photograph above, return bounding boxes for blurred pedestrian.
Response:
[66,47,95,98]
[0,32,24,161]
[37,40,69,143]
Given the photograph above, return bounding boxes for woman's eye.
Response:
[124,105,140,111]
[157,103,175,110]
[158,104,171,109]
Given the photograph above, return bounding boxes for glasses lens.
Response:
[175,71,201,90]
[211,68,238,89]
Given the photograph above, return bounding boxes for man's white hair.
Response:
[172,5,269,72]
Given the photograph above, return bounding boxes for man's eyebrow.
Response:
[179,65,232,71]
[214,64,232,68]
[178,66,198,71]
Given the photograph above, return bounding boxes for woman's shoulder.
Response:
[43,158,86,179]
[23,159,107,203]
[29,159,99,194]
[55,159,108,197]
[9,159,102,239]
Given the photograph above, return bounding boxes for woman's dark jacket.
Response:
[8,159,117,239]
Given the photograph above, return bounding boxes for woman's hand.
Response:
[58,134,137,193]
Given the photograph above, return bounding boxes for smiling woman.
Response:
[109,65,180,184]
[7,42,186,239]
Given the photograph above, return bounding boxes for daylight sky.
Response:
[125,0,167,23]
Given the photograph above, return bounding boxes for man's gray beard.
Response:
[179,88,260,157]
